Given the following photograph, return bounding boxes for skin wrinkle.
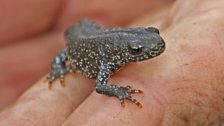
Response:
[172,107,191,126]
[214,33,224,58]
[165,70,223,117]
[0,107,41,126]
[20,87,74,110]
[16,117,40,126]
[164,76,224,124]
[161,105,190,125]
[13,94,71,126]
[149,86,168,107]
[168,73,224,118]
[177,99,214,125]
[165,0,224,30]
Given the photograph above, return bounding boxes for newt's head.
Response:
[124,27,165,62]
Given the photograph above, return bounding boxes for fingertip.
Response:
[0,74,94,125]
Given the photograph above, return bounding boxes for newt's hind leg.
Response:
[46,48,72,88]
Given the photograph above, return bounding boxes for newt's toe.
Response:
[60,77,65,88]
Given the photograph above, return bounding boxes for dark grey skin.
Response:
[47,19,165,107]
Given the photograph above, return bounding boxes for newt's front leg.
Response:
[96,63,143,108]
[46,48,72,88]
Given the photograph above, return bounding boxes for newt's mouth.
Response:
[148,40,165,57]
[145,40,165,58]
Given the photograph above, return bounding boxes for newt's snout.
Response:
[143,36,165,59]
[152,38,165,56]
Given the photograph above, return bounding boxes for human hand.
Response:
[1,0,224,126]
[0,0,170,109]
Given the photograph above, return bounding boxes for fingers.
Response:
[0,32,64,109]
[61,77,166,126]
[0,74,94,126]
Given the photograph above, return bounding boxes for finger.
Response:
[0,74,94,126]
[0,0,62,44]
[0,32,63,109]
[56,0,175,29]
[128,5,173,31]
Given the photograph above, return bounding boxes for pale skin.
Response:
[0,0,224,125]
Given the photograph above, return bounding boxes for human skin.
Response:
[1,0,224,126]
[0,0,172,109]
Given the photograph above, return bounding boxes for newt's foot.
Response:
[45,48,71,89]
[96,85,143,108]
[119,85,143,108]
[45,68,75,89]
[46,74,66,89]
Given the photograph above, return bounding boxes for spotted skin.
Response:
[47,19,165,107]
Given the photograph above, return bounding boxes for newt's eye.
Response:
[128,43,143,55]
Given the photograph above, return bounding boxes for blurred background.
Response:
[0,0,174,109]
